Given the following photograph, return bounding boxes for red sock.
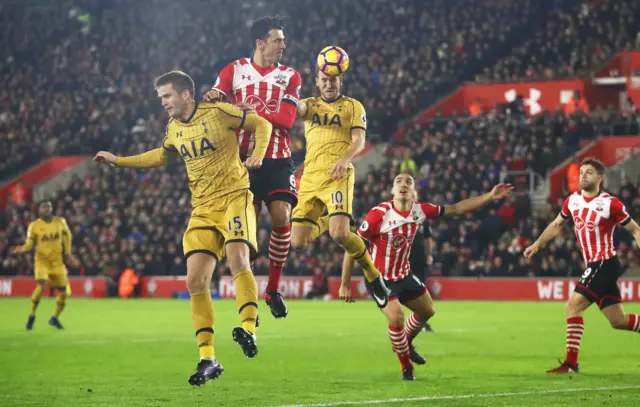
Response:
[388,325,411,370]
[565,316,584,366]
[266,225,291,292]
[405,312,423,345]
[628,314,640,333]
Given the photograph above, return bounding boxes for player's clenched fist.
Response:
[94,151,118,166]
[203,90,222,102]
[523,243,539,258]
[243,156,263,170]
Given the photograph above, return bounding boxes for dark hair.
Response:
[154,71,195,97]
[250,15,285,48]
[580,157,605,175]
[38,200,52,208]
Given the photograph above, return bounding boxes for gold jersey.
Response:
[299,95,367,174]
[116,101,272,207]
[22,217,71,259]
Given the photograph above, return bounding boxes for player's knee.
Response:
[269,201,291,226]
[290,235,308,251]
[186,272,209,293]
[329,225,349,245]
[227,250,251,273]
[387,312,405,327]
[565,300,584,317]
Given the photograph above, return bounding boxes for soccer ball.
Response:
[317,46,349,76]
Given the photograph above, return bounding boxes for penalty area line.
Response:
[268,385,640,407]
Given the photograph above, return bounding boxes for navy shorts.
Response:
[575,256,623,310]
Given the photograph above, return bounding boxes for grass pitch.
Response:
[1,299,639,406]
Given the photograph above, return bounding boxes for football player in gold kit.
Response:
[10,200,79,330]
[94,71,272,386]
[290,69,388,308]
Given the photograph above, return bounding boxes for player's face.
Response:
[579,164,602,192]
[157,84,189,119]
[392,174,416,202]
[259,29,286,64]
[316,71,342,101]
[39,202,52,218]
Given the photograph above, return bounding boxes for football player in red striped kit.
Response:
[204,16,301,319]
[525,157,640,373]
[341,173,513,380]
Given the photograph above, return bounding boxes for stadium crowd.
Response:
[2,0,640,281]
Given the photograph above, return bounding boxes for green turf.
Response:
[1,298,639,407]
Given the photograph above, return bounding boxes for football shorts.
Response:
[292,168,355,227]
[384,272,428,304]
[246,157,298,207]
[34,255,68,288]
[575,256,623,310]
[183,188,258,262]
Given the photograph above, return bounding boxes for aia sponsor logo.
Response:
[244,94,279,113]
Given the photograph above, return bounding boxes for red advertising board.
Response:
[0,277,106,297]
[595,51,640,78]
[427,278,640,302]
[548,136,640,202]
[0,156,87,208]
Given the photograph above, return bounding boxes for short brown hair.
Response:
[580,157,605,175]
[154,71,195,97]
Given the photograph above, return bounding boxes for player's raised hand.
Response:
[203,90,222,103]
[94,151,118,166]
[490,183,514,200]
[243,156,263,170]
[66,254,80,268]
[329,158,349,181]
[9,246,22,255]
[236,102,257,114]
[523,243,539,259]
[339,284,355,303]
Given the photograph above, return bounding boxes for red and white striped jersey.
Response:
[358,201,444,281]
[212,58,301,159]
[561,191,631,264]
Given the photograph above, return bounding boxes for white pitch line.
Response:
[268,385,640,407]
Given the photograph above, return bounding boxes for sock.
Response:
[235,270,258,335]
[191,291,215,360]
[340,232,380,282]
[31,284,44,315]
[565,316,584,366]
[53,291,67,317]
[405,312,424,345]
[267,225,291,292]
[389,325,411,370]
[310,215,329,241]
[627,314,640,333]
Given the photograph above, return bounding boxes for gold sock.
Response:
[31,284,44,315]
[191,291,215,359]
[310,215,330,241]
[340,232,380,282]
[53,291,67,317]
[234,270,258,335]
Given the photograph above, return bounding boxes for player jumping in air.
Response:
[290,68,389,308]
[204,16,301,319]
[524,157,640,373]
[342,174,513,380]
[95,71,272,386]
[10,201,80,330]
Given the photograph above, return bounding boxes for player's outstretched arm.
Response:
[623,218,640,248]
[443,184,513,217]
[241,114,273,169]
[523,214,567,258]
[340,253,356,303]
[10,222,36,254]
[94,149,173,169]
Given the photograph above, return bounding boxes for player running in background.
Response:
[10,201,79,330]
[408,191,436,332]
[204,16,301,319]
[342,174,512,380]
[524,157,640,373]
[95,71,272,386]
[290,68,388,307]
